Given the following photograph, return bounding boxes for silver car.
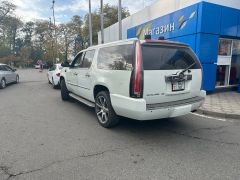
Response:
[0,63,19,89]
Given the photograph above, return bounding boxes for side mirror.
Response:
[13,69,17,72]
[61,62,70,67]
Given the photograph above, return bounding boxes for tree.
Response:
[0,1,130,67]
[0,1,16,23]
[83,4,130,45]
[58,23,75,61]
[5,16,23,53]
[70,15,85,54]
[22,21,34,48]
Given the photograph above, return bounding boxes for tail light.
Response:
[130,41,144,98]
[56,73,60,77]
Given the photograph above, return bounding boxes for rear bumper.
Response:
[53,76,60,85]
[110,90,206,120]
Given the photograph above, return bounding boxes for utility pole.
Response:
[100,0,104,44]
[49,17,54,66]
[118,0,122,40]
[88,0,93,46]
[52,0,58,63]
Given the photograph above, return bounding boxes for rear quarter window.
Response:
[141,45,201,70]
[97,44,133,70]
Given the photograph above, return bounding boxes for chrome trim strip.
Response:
[66,82,90,90]
[146,96,204,110]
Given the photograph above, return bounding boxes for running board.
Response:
[69,93,95,107]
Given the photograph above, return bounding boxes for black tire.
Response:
[52,78,58,89]
[95,91,119,128]
[60,78,69,101]
[15,75,19,84]
[0,78,6,89]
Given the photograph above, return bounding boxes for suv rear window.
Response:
[97,44,133,70]
[141,45,201,70]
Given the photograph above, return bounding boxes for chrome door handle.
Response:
[73,72,78,76]
[85,73,90,77]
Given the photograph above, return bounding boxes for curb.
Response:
[196,109,240,120]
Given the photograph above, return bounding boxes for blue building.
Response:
[98,0,240,92]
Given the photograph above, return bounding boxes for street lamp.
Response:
[88,0,93,46]
[118,0,122,40]
[51,0,58,63]
[100,0,104,44]
[49,17,54,66]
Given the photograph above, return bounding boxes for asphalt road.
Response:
[0,69,240,180]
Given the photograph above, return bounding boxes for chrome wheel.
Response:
[95,95,109,124]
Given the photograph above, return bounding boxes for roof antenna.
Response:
[158,36,165,40]
[144,35,151,40]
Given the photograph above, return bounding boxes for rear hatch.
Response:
[141,41,202,106]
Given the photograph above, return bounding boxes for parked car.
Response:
[0,63,19,89]
[34,64,40,69]
[60,38,206,128]
[47,63,62,88]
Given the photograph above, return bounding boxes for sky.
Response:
[10,0,157,23]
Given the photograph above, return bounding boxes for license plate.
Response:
[172,81,185,91]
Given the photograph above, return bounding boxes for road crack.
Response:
[165,128,239,146]
[1,126,238,179]
[0,145,132,180]
[187,125,228,133]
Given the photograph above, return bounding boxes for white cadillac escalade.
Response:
[60,38,206,128]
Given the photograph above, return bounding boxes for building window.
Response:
[230,40,240,85]
[218,39,232,56]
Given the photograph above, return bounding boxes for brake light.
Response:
[56,73,60,77]
[130,41,143,98]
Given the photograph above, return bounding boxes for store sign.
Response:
[142,22,175,36]
[127,4,198,40]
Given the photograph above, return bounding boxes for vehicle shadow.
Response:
[69,98,229,148]
[72,98,195,136]
[0,82,19,90]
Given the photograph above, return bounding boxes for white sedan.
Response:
[47,64,62,88]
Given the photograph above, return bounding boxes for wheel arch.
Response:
[93,84,110,99]
[60,76,65,82]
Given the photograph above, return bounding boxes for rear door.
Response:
[0,65,5,81]
[141,43,202,104]
[2,65,13,83]
[7,66,16,82]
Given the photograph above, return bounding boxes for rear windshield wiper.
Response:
[179,62,196,75]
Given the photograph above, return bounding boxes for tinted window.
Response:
[49,65,56,71]
[72,52,84,68]
[141,45,201,70]
[2,65,12,71]
[7,66,14,71]
[97,44,133,70]
[81,50,95,68]
[57,65,63,70]
[0,66,6,71]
